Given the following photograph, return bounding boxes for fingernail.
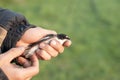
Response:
[51,40,56,45]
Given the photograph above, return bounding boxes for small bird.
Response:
[24,34,70,58]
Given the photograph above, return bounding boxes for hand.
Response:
[0,8,35,53]
[16,27,72,60]
[0,47,39,80]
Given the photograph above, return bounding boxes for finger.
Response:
[22,54,39,78]
[29,54,39,66]
[4,47,25,62]
[36,49,51,60]
[37,27,57,36]
[20,27,57,44]
[17,57,31,68]
[63,40,72,47]
[26,77,32,80]
[50,40,64,53]
[39,43,58,57]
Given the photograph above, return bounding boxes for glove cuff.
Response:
[0,68,9,80]
[1,24,36,53]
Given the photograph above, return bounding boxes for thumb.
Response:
[3,47,25,62]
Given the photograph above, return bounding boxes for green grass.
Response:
[0,0,120,80]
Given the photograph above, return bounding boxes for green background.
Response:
[0,0,120,80]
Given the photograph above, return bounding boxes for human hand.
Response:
[0,8,71,60]
[16,27,72,60]
[0,47,39,80]
[0,8,35,53]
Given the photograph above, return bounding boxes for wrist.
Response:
[1,24,36,53]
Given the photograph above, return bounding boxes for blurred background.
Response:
[0,0,120,80]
